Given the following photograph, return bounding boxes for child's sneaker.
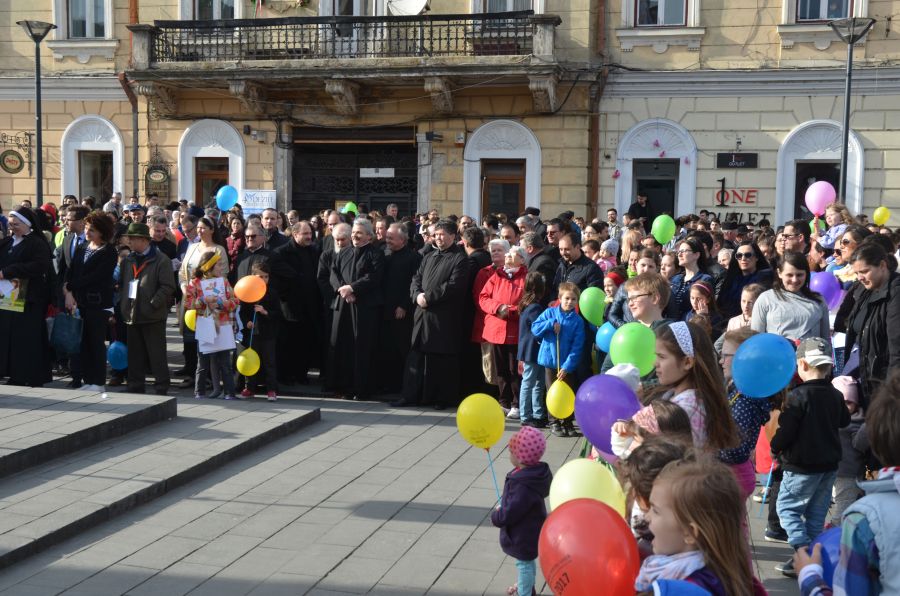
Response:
[506,407,520,419]
[267,391,277,402]
[752,487,770,503]
[240,388,253,398]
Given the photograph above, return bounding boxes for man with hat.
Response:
[120,222,176,395]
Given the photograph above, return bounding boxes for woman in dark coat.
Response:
[0,206,53,386]
[716,240,773,319]
[64,212,118,391]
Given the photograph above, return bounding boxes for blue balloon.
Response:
[215,185,239,211]
[107,341,128,371]
[811,527,841,586]
[732,333,797,398]
[595,322,616,353]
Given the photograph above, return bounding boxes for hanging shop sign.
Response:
[716,153,758,169]
[0,150,24,174]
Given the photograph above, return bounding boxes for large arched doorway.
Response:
[60,115,125,201]
[178,119,245,205]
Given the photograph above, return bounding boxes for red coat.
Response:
[470,264,495,343]
[478,267,527,345]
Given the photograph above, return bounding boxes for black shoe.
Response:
[177,378,194,388]
[154,387,169,396]
[550,424,566,438]
[521,419,535,427]
[764,528,789,543]
[775,558,796,577]
[390,399,416,407]
[433,404,447,411]
[67,380,83,389]
[564,426,582,438]
[532,419,549,428]
[172,368,188,377]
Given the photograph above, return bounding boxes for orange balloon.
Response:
[234,274,267,303]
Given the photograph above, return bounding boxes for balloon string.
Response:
[249,310,257,349]
[486,449,502,504]
[556,333,560,375]
[757,462,775,518]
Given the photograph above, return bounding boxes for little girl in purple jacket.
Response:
[491,427,552,596]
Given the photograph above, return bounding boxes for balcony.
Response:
[126,11,562,117]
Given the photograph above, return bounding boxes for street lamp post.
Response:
[829,17,876,203]
[16,20,57,208]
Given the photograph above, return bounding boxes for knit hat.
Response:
[607,270,625,287]
[601,238,619,255]
[832,375,859,405]
[188,205,205,218]
[508,426,546,466]
[606,363,641,392]
[633,406,659,434]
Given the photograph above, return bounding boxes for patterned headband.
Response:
[670,321,695,357]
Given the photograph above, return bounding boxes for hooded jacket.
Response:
[490,462,552,561]
[531,306,585,373]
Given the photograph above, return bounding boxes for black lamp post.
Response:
[16,20,57,208]
[829,17,876,202]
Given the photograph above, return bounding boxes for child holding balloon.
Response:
[491,426,552,596]
[238,262,281,401]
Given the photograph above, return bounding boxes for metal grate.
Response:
[151,11,535,62]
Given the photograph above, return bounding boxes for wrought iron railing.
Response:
[150,11,537,63]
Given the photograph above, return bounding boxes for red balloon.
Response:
[234,274,267,303]
[539,498,639,596]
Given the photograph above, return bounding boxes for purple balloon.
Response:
[575,374,642,454]
[811,271,842,310]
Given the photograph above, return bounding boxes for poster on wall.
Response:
[240,189,276,215]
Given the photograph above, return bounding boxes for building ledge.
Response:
[777,23,861,50]
[615,27,705,53]
[46,39,119,64]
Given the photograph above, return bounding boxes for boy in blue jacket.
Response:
[491,426,552,596]
[531,281,585,437]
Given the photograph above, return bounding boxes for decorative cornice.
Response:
[615,27,705,53]
[603,67,900,97]
[46,39,119,64]
[134,82,177,118]
[777,23,866,50]
[229,80,267,115]
[424,77,453,114]
[529,74,558,113]
[325,79,359,115]
[0,76,127,100]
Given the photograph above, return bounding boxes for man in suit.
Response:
[54,205,89,387]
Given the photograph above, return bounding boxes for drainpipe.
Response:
[118,73,140,198]
[588,83,600,221]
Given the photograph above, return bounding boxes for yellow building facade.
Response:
[1,0,603,223]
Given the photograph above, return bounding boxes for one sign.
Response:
[715,188,759,205]
[0,150,24,174]
[240,189,276,215]
[716,153,758,169]
[360,168,394,178]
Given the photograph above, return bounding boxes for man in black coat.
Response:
[326,219,384,401]
[522,232,558,298]
[393,220,471,410]
[377,222,422,394]
[261,208,288,250]
[274,221,322,385]
[460,226,492,396]
[53,205,88,385]
[627,193,653,234]
[235,223,272,281]
[552,233,604,297]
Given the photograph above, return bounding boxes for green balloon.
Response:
[579,287,606,327]
[609,322,657,376]
[651,215,676,245]
[341,201,358,214]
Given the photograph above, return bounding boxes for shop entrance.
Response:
[794,161,840,220]
[633,159,678,217]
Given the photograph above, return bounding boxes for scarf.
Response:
[634,550,706,591]
[503,266,521,277]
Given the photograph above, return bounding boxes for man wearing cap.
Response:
[721,221,739,251]
[120,223,176,395]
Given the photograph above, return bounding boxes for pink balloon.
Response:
[805,181,836,216]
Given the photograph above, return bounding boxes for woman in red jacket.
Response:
[479,246,528,417]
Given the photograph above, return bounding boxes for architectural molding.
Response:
[424,77,453,114]
[529,74,558,113]
[775,119,863,226]
[614,118,698,218]
[0,76,126,100]
[463,120,542,220]
[325,79,360,115]
[51,0,115,42]
[177,119,245,203]
[615,27,706,53]
[59,115,125,200]
[134,82,177,118]
[46,40,119,63]
[229,81,268,115]
[777,23,867,50]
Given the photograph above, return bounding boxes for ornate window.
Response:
[68,0,105,38]
[49,0,117,62]
[796,0,852,21]
[616,0,703,52]
[636,0,686,26]
[778,0,868,49]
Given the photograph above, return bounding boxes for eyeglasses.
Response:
[840,237,855,246]
[627,293,651,303]
[782,233,800,240]
[245,234,258,239]
[735,252,755,260]
[676,249,694,255]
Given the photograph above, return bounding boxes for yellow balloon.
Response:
[456,393,505,449]
[873,206,891,226]
[546,379,575,419]
[236,348,260,376]
[549,458,626,517]
[184,309,197,331]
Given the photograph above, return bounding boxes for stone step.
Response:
[0,396,320,570]
[0,389,176,480]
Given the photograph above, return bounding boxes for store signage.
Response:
[716,153,758,168]
[0,150,24,174]
[241,189,276,215]
[715,188,758,205]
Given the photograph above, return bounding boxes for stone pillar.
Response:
[274,129,293,213]
[126,24,158,69]
[416,133,432,214]
[529,14,561,60]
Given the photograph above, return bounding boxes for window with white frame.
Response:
[68,0,106,38]
[796,0,851,21]
[637,0,686,26]
[194,0,235,20]
[484,0,532,11]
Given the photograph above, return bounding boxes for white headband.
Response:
[9,211,32,228]
[670,321,695,357]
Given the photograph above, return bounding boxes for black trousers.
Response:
[377,315,413,393]
[80,308,108,386]
[492,343,520,409]
[182,329,197,376]
[768,467,785,531]
[127,321,170,393]
[277,320,310,384]
[244,338,277,393]
[401,349,460,408]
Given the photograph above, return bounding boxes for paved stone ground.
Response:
[0,320,797,595]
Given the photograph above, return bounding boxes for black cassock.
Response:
[326,243,384,399]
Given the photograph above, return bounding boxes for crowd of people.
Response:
[0,190,898,594]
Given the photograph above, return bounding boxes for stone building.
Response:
[1,1,603,222]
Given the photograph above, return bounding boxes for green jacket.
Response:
[121,245,176,325]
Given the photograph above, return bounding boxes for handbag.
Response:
[50,312,83,355]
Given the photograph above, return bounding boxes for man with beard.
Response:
[392,220,471,410]
[377,223,421,394]
[274,221,322,385]
[326,219,384,401]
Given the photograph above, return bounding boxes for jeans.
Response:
[519,362,546,422]
[830,475,864,525]
[776,470,837,548]
[515,559,536,596]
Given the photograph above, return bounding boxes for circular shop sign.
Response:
[0,150,24,175]
[147,168,169,183]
